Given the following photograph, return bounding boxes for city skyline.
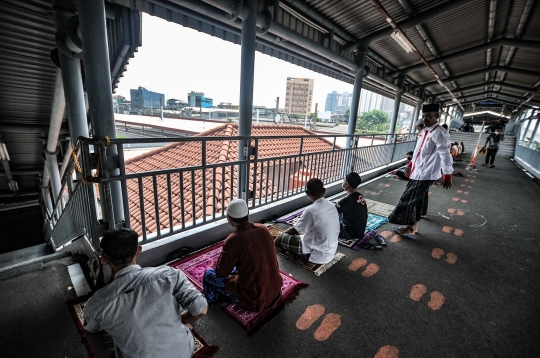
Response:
[116,13,352,112]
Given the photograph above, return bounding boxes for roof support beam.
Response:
[446,100,533,109]
[420,66,540,88]
[280,0,356,43]
[442,92,540,106]
[391,39,540,76]
[344,0,474,52]
[434,81,538,96]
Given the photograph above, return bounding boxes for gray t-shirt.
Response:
[487,133,503,149]
[84,265,207,358]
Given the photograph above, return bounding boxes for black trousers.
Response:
[485,148,499,165]
[388,179,433,226]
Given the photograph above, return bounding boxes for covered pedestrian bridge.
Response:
[0,0,539,357]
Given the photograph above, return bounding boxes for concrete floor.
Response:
[0,155,539,357]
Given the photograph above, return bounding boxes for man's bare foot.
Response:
[394,226,416,239]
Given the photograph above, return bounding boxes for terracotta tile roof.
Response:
[124,124,340,236]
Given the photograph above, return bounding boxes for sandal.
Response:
[394,227,415,240]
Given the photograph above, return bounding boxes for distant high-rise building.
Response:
[359,90,382,114]
[188,91,213,108]
[284,77,314,114]
[379,96,395,117]
[130,86,165,110]
[325,91,338,113]
[325,91,353,114]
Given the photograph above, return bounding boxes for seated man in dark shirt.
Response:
[203,199,283,312]
[396,151,413,180]
[336,172,385,250]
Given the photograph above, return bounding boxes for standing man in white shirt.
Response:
[275,178,340,264]
[389,103,453,239]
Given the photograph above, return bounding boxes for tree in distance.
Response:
[355,109,390,134]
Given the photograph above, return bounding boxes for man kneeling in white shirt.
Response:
[275,178,340,264]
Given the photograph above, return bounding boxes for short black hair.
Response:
[100,228,139,266]
[442,124,448,130]
[228,215,249,224]
[345,172,362,188]
[306,178,325,197]
[407,151,413,156]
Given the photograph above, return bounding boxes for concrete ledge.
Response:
[138,159,406,267]
[514,156,540,180]
[0,251,72,281]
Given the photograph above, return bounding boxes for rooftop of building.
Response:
[125,123,340,235]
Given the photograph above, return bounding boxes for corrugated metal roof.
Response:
[443,52,493,76]
[508,47,540,69]
[0,0,140,195]
[420,1,489,55]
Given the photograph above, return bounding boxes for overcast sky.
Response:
[116,13,353,111]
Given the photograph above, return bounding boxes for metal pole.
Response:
[343,51,367,174]
[237,0,257,201]
[77,0,125,224]
[346,51,367,142]
[388,76,405,143]
[45,69,65,205]
[409,101,420,134]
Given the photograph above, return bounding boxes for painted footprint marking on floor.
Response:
[348,258,380,277]
[431,248,458,264]
[447,208,465,216]
[296,305,342,341]
[374,345,399,358]
[409,284,446,310]
[296,304,325,330]
[441,226,464,236]
[452,197,468,203]
[314,313,342,341]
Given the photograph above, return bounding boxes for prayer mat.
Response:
[169,241,307,334]
[366,213,389,231]
[277,209,304,225]
[67,297,218,358]
[338,230,378,251]
[276,247,346,276]
[365,199,396,218]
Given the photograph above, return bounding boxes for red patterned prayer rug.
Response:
[67,297,219,358]
[169,241,308,334]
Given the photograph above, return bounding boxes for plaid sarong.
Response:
[275,233,304,255]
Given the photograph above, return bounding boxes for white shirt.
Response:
[84,265,208,358]
[294,197,340,264]
[409,122,453,180]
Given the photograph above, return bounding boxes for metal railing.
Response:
[44,146,101,249]
[45,132,416,248]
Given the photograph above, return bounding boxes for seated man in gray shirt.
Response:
[84,229,208,358]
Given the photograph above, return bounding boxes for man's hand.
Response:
[404,166,412,177]
[442,174,452,189]
[181,307,208,325]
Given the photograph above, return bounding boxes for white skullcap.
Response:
[226,199,249,218]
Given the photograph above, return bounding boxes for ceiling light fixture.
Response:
[8,180,18,192]
[390,30,414,53]
[0,142,10,161]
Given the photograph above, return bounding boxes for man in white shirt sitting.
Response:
[389,103,453,239]
[275,178,340,264]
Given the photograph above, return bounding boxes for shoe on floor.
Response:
[489,165,495,168]
[374,234,387,246]
[481,164,486,166]
[358,241,383,250]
